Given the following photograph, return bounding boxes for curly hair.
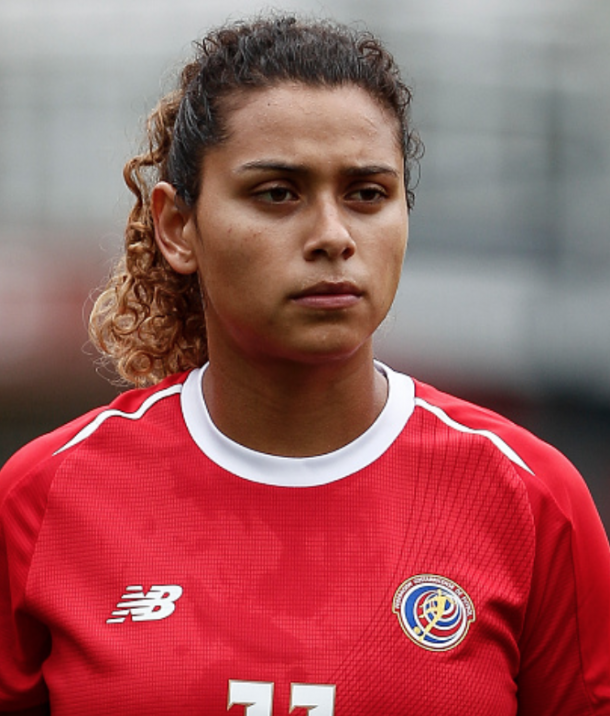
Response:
[89,14,422,387]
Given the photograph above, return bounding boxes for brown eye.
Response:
[256,186,297,203]
[347,186,387,203]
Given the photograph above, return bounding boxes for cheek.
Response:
[374,231,407,306]
[390,214,408,271]
[197,223,269,302]
[378,225,407,274]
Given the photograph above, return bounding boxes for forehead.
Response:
[209,82,403,172]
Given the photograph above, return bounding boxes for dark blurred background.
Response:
[1,0,608,533]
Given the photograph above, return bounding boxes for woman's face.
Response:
[181,82,408,366]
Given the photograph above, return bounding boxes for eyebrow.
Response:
[236,160,399,179]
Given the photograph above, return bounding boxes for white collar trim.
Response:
[180,361,415,487]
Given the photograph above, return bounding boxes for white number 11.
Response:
[228,680,336,715]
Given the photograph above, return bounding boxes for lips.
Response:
[291,281,363,309]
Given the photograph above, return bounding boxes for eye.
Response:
[346,185,388,203]
[254,186,298,203]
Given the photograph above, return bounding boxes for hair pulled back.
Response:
[89,14,422,387]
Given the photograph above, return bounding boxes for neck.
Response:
[202,345,387,457]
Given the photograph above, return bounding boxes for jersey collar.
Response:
[180,361,415,487]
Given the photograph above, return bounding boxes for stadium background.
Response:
[1,0,608,533]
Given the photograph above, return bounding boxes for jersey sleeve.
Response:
[515,444,610,715]
[413,380,610,715]
[0,413,102,711]
[0,445,53,709]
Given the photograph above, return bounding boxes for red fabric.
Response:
[1,372,609,715]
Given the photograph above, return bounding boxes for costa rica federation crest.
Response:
[392,574,475,651]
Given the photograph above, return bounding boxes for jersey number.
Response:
[228,680,335,715]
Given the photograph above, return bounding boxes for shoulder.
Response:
[409,375,610,615]
[410,378,589,509]
[409,374,610,692]
[404,373,610,573]
[0,372,190,508]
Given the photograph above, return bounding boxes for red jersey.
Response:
[1,363,609,715]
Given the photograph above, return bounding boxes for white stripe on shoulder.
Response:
[414,397,534,475]
[53,383,183,456]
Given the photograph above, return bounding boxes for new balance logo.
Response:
[106,585,183,624]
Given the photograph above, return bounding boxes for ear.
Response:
[151,181,199,275]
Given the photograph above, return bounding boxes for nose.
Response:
[303,197,356,261]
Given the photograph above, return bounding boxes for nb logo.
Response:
[106,584,183,624]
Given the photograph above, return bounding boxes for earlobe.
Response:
[151,181,199,275]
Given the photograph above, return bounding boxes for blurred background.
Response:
[1,0,608,532]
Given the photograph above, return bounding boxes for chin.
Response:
[279,338,372,366]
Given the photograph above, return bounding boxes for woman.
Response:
[1,15,609,716]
